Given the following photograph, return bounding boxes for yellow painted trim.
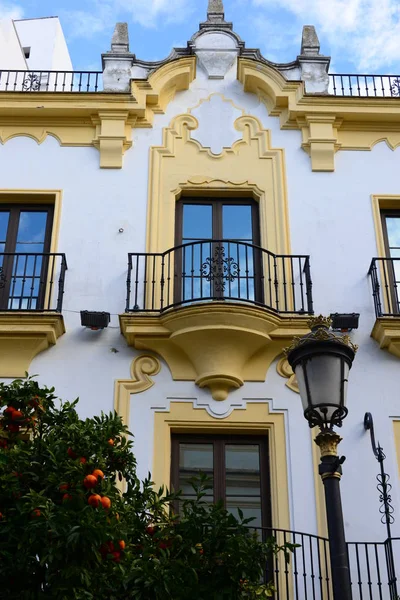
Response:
[0,313,65,377]
[146,113,291,256]
[276,357,299,393]
[371,195,400,258]
[187,92,246,116]
[0,57,196,168]
[394,421,400,480]
[120,304,310,400]
[152,401,290,531]
[371,317,400,358]
[114,354,161,426]
[237,58,400,171]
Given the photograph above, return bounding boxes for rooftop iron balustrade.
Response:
[329,74,400,98]
[254,527,399,600]
[369,258,400,317]
[0,253,67,312]
[126,240,313,314]
[0,70,102,92]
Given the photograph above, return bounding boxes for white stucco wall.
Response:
[0,61,398,553]
[14,17,72,71]
[0,19,27,70]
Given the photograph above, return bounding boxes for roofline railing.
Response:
[0,70,102,92]
[329,74,400,98]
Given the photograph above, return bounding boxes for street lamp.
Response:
[285,315,357,600]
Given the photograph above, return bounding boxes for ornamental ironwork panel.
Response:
[201,245,239,292]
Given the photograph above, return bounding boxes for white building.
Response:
[0,1,399,596]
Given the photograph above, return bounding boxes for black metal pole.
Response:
[316,431,352,600]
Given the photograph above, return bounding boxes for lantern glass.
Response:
[293,353,350,423]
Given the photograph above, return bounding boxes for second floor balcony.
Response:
[126,240,313,316]
[121,241,313,401]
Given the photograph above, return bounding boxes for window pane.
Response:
[225,445,261,496]
[16,211,48,250]
[0,212,10,244]
[226,498,262,528]
[386,217,400,250]
[222,205,253,240]
[183,205,212,240]
[178,443,213,498]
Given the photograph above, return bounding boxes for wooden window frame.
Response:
[171,433,272,529]
[0,204,54,310]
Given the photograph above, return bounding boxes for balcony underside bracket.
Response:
[120,303,310,401]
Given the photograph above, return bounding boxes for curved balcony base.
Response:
[120,303,310,400]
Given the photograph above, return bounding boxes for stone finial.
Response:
[298,24,330,94]
[207,0,225,23]
[301,25,320,56]
[111,22,130,54]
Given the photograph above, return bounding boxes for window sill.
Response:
[0,312,65,377]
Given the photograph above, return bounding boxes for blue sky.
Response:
[2,0,400,74]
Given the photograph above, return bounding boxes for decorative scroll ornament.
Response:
[283,314,359,356]
[390,78,400,97]
[276,357,299,393]
[0,266,6,289]
[201,246,239,293]
[22,73,41,92]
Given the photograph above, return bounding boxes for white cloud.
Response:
[0,1,24,20]
[64,0,196,38]
[252,0,400,71]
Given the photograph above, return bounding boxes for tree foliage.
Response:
[0,377,294,599]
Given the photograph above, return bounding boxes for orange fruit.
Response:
[92,469,104,480]
[11,410,23,421]
[59,483,69,492]
[31,509,41,518]
[118,540,126,551]
[8,423,20,433]
[3,406,16,417]
[67,447,77,459]
[111,551,121,562]
[100,496,111,510]
[88,494,102,508]
[79,457,87,464]
[62,494,72,503]
[83,475,97,489]
[107,439,114,446]
[146,525,156,536]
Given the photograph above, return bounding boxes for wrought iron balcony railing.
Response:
[126,240,313,314]
[329,74,400,98]
[254,527,399,600]
[0,70,102,92]
[0,253,67,312]
[369,257,400,317]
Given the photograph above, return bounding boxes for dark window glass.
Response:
[0,205,53,310]
[171,434,271,529]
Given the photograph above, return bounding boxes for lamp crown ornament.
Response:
[283,314,358,356]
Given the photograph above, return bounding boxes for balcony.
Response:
[369,258,400,358]
[329,74,400,98]
[120,241,313,400]
[0,253,67,377]
[256,527,398,599]
[0,70,102,93]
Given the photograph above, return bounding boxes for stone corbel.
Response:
[298,115,342,171]
[92,111,135,168]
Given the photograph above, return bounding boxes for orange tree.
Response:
[0,377,294,600]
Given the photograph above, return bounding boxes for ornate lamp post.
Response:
[285,315,357,600]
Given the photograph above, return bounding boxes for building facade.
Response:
[0,1,399,596]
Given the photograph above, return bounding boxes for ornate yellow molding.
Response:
[114,354,161,425]
[120,304,310,401]
[153,401,290,531]
[146,112,291,255]
[0,57,196,168]
[371,317,400,358]
[0,313,65,377]
[237,58,400,171]
[276,357,299,393]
